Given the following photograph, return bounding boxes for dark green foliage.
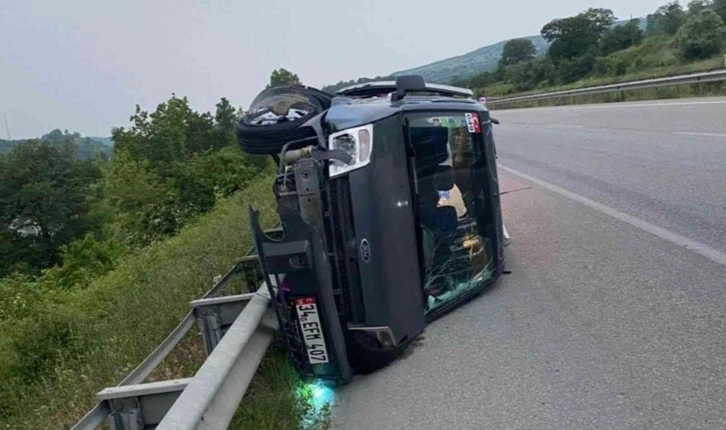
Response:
[505,62,539,91]
[557,49,599,83]
[449,1,725,97]
[0,129,112,160]
[0,177,279,427]
[715,0,726,21]
[0,141,103,276]
[688,0,713,15]
[108,95,268,246]
[267,68,301,88]
[542,8,616,60]
[647,2,688,35]
[675,9,726,58]
[600,19,644,55]
[499,38,537,66]
[614,58,630,75]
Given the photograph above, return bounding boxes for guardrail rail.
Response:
[485,69,726,108]
[72,252,278,430]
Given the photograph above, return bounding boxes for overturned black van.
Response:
[239,75,506,384]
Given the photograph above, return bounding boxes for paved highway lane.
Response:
[493,97,726,254]
[330,99,726,429]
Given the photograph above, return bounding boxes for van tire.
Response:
[346,330,410,374]
[236,86,333,155]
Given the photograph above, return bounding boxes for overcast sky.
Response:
[1,0,667,138]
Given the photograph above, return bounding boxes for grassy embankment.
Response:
[0,172,329,429]
[486,36,726,109]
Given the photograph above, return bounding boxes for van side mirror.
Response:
[490,118,500,125]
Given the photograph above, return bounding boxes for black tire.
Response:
[346,330,411,374]
[237,86,333,155]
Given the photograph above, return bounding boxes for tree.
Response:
[267,68,301,88]
[106,95,269,246]
[215,97,236,134]
[507,62,538,91]
[470,71,497,88]
[0,141,102,275]
[499,38,537,66]
[714,0,726,21]
[675,9,726,59]
[647,2,687,35]
[688,0,714,15]
[600,19,645,55]
[557,48,599,83]
[541,8,616,61]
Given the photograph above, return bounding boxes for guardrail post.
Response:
[196,305,222,356]
[108,399,141,430]
[191,293,256,356]
[97,379,191,430]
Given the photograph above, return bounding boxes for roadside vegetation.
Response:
[452,1,726,99]
[0,70,329,429]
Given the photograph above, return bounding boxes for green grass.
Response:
[489,80,726,110]
[485,35,726,106]
[0,170,330,429]
[230,343,331,430]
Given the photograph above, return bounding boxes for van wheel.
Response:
[236,86,333,155]
[346,330,410,374]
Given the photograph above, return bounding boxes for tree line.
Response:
[0,96,268,279]
[454,1,726,94]
[1,129,112,159]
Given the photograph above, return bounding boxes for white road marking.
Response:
[675,131,726,138]
[499,164,726,268]
[496,99,726,113]
[545,124,584,129]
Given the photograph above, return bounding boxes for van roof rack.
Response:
[337,77,473,99]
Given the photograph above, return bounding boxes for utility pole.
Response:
[3,113,10,140]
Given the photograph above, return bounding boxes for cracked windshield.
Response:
[410,113,496,311]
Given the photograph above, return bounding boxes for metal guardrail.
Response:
[72,261,278,430]
[485,69,726,107]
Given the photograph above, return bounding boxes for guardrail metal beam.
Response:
[156,285,274,430]
[72,262,271,430]
[486,69,726,107]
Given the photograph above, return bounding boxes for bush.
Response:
[507,62,538,92]
[600,18,644,56]
[35,234,128,291]
[614,58,630,75]
[106,96,269,247]
[675,10,726,59]
[0,141,104,276]
[0,172,278,428]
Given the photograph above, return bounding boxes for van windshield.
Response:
[408,112,496,312]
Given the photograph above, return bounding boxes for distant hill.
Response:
[392,36,550,83]
[389,19,645,84]
[0,129,113,159]
[322,19,646,91]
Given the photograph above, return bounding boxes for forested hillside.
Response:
[325,1,726,98]
[0,66,328,428]
[0,129,113,159]
[456,1,726,97]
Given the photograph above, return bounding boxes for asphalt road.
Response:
[330,97,726,429]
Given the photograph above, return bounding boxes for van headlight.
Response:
[328,124,373,177]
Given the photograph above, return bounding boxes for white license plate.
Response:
[295,297,330,364]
